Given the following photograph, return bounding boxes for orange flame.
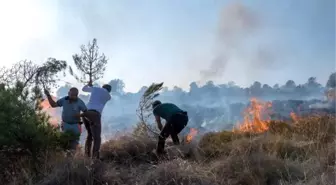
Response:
[39,96,59,127]
[186,128,198,143]
[290,111,298,122]
[234,98,272,133]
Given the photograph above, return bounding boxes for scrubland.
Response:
[3,113,334,185]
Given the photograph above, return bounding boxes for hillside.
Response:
[9,115,336,185]
[2,87,335,185]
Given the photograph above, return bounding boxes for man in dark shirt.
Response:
[152,100,188,155]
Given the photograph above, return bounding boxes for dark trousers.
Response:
[83,110,101,159]
[157,112,188,154]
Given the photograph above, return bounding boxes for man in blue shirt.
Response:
[152,100,188,155]
[44,87,87,153]
[81,81,111,159]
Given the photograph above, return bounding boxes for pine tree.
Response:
[72,38,108,83]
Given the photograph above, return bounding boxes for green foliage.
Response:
[72,38,108,83]
[0,85,75,183]
[137,82,164,121]
[135,82,163,137]
[0,59,67,104]
[326,72,336,88]
[35,58,67,90]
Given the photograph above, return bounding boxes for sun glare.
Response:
[0,0,55,66]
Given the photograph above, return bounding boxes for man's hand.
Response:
[74,113,83,119]
[88,80,93,87]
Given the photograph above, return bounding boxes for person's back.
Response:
[153,103,184,121]
[86,87,111,114]
[152,100,188,155]
[82,84,111,159]
[83,85,111,114]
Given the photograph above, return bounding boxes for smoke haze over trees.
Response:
[54,71,336,141]
[1,36,334,142]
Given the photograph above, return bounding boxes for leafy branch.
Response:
[135,82,164,137]
[0,59,67,107]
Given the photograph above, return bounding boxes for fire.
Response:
[234,98,272,133]
[186,128,198,143]
[39,96,60,127]
[290,111,298,122]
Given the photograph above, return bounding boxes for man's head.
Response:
[68,87,79,101]
[102,84,112,93]
[152,100,162,109]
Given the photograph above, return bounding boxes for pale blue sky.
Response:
[0,0,334,92]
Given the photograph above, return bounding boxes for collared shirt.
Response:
[82,85,111,114]
[56,96,87,124]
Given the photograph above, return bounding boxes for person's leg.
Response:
[175,113,189,134]
[157,123,172,154]
[83,117,93,157]
[62,123,81,152]
[170,113,189,145]
[72,124,81,153]
[90,111,102,159]
[170,132,180,145]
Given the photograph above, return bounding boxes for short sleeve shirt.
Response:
[57,97,87,124]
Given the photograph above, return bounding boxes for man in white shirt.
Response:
[81,81,112,159]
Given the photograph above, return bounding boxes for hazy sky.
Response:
[0,0,334,92]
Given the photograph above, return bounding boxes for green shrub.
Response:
[0,85,74,184]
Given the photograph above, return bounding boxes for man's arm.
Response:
[82,85,93,93]
[79,100,87,113]
[82,81,93,92]
[155,115,163,131]
[44,89,60,108]
[106,93,112,101]
[74,100,88,119]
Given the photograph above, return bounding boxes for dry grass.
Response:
[6,115,336,185]
[100,135,157,164]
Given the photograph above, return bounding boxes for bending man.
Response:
[152,100,189,155]
[44,87,87,153]
[82,82,112,159]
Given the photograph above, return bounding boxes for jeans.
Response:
[61,122,81,151]
[83,110,102,159]
[157,112,188,154]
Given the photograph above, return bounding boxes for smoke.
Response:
[309,103,331,109]
[49,72,335,142]
[200,2,282,82]
[200,2,259,80]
